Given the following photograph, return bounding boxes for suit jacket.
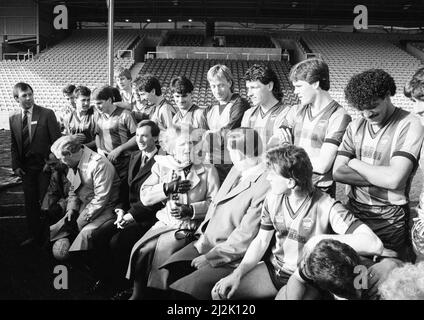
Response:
[50,146,120,251]
[124,148,162,223]
[162,162,270,269]
[9,104,61,171]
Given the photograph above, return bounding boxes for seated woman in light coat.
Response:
[125,125,220,300]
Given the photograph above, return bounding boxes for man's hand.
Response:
[367,258,402,299]
[170,202,193,219]
[65,209,75,222]
[74,133,86,144]
[191,255,211,269]
[13,168,25,177]
[114,208,125,228]
[117,213,135,229]
[107,146,122,163]
[164,176,191,195]
[211,273,241,300]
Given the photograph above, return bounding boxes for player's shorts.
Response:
[346,198,411,260]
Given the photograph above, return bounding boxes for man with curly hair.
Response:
[333,68,424,299]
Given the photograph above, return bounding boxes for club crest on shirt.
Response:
[274,213,286,232]
[302,217,313,231]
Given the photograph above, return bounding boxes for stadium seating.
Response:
[221,35,275,48]
[39,29,140,61]
[301,32,423,117]
[163,34,204,46]
[0,30,139,127]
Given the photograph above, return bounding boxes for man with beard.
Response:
[333,69,424,299]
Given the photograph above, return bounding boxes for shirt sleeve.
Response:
[123,110,137,135]
[222,97,251,131]
[260,197,274,231]
[285,104,298,128]
[337,121,356,159]
[324,109,352,147]
[392,115,424,165]
[329,200,363,235]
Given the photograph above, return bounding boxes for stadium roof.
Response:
[37,0,424,27]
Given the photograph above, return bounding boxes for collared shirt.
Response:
[21,106,33,139]
[260,189,363,275]
[172,104,209,130]
[96,106,137,157]
[338,107,424,206]
[141,146,158,163]
[280,100,351,188]
[241,101,286,145]
[64,108,97,143]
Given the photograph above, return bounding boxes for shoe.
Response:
[20,238,36,247]
[111,288,133,300]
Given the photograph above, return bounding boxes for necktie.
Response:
[22,110,30,157]
[141,154,148,168]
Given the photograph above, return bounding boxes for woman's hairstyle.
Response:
[379,262,424,300]
[266,144,313,193]
[344,69,396,111]
[289,58,330,91]
[159,124,204,155]
[404,67,424,102]
[226,127,263,158]
[207,64,234,91]
[244,64,283,100]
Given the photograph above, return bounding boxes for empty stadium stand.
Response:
[0,30,139,129]
[301,32,424,117]
[222,34,275,48]
[1,29,423,130]
[163,33,204,46]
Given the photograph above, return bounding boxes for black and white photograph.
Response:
[0,0,423,305]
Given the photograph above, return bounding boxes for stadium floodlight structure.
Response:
[107,0,114,86]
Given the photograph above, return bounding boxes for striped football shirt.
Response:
[338,107,424,206]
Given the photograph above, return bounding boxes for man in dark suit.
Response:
[90,120,164,293]
[9,82,61,246]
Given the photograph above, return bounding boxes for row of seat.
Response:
[39,29,141,61]
[302,33,423,116]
